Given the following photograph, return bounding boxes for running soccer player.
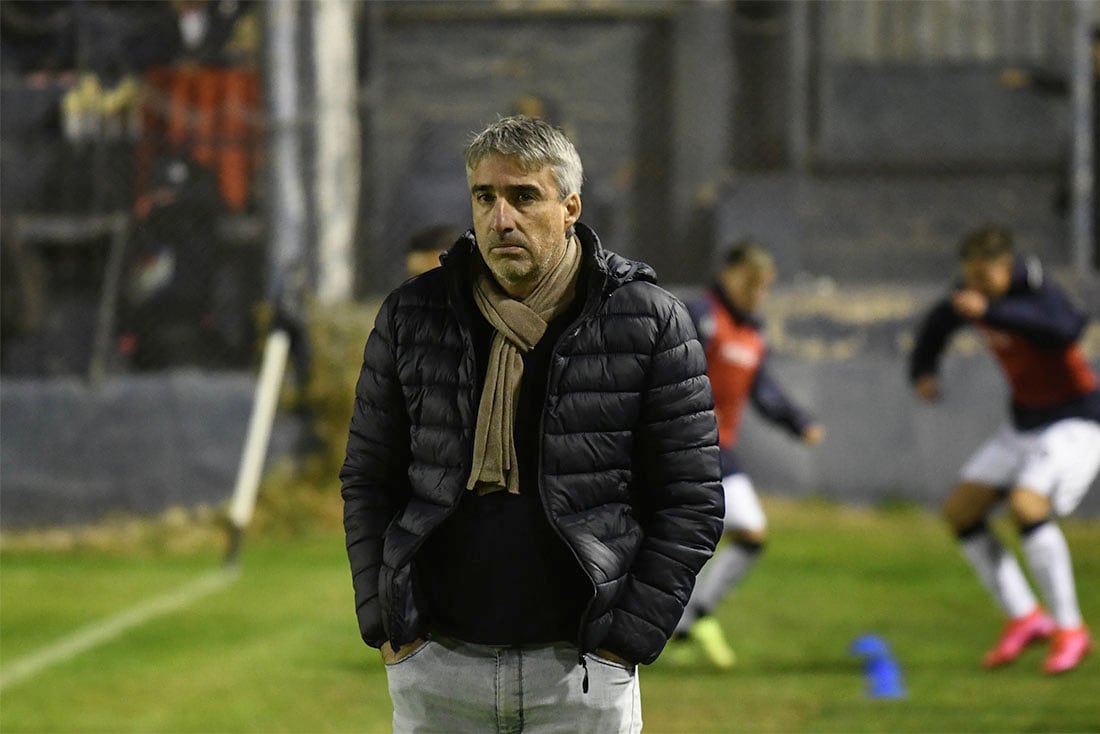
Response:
[910,224,1100,674]
[668,241,824,669]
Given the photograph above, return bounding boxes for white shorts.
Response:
[721,473,767,532]
[959,418,1100,516]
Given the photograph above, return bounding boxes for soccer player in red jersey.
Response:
[668,241,824,668]
[911,225,1100,674]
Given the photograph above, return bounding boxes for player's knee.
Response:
[942,483,997,532]
[1008,487,1051,528]
[941,495,971,533]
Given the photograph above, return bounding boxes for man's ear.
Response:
[563,192,581,230]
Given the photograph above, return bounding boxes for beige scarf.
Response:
[467,235,582,495]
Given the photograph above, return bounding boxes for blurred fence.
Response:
[2,0,1100,528]
[1,1,265,380]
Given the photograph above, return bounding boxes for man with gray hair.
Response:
[341,115,723,731]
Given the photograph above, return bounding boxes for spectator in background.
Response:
[665,241,824,669]
[405,224,459,278]
[152,0,259,68]
[910,225,1100,675]
[340,115,723,732]
[121,154,230,369]
[1,2,257,77]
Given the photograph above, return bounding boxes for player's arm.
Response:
[750,355,820,443]
[909,297,965,399]
[982,280,1088,349]
[339,293,412,649]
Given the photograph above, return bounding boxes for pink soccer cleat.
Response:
[1042,627,1092,675]
[982,607,1056,669]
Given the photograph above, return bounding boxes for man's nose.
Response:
[490,199,515,232]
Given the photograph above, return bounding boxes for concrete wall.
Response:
[357,2,734,293]
[0,373,302,529]
[3,345,1098,530]
[711,172,1069,285]
[815,64,1067,172]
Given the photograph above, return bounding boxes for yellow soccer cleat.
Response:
[689,617,737,670]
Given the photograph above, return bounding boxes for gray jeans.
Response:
[384,636,642,733]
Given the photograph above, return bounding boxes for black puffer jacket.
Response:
[341,223,723,665]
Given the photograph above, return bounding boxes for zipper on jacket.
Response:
[537,268,610,692]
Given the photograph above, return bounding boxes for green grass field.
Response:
[2,496,1098,733]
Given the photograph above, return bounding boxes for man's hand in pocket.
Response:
[381,638,427,664]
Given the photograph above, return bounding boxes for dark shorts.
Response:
[720,448,741,478]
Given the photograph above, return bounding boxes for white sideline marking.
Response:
[0,567,239,692]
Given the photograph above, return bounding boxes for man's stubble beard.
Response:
[488,237,562,298]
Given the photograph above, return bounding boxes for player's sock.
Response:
[690,540,763,615]
[958,522,1037,619]
[673,540,762,636]
[1020,520,1083,629]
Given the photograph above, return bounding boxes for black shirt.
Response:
[415,273,593,645]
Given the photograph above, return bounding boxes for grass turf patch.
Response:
[2,496,1098,733]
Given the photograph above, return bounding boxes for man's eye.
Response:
[475,193,494,204]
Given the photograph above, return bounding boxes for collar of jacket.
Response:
[1010,255,1044,294]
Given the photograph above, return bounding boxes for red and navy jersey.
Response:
[909,257,1100,430]
[689,285,812,449]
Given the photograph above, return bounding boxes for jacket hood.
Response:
[1008,255,1044,294]
[579,222,657,289]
